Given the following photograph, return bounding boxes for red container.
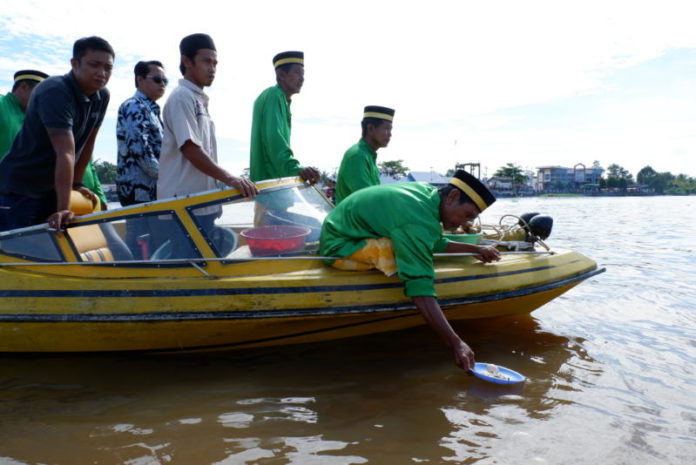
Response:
[240,225,312,256]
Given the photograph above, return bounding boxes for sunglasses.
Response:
[146,75,169,86]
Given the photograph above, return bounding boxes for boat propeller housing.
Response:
[519,212,553,241]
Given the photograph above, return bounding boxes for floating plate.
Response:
[471,363,526,385]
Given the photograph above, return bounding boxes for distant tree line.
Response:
[487,161,696,195]
[600,163,695,194]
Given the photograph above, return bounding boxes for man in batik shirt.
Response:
[116,60,166,257]
[116,60,166,206]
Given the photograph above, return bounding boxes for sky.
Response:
[2,0,696,179]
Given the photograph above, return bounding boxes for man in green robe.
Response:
[249,51,319,184]
[320,170,500,372]
[0,70,48,159]
[334,105,394,204]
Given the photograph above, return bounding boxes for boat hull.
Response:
[0,249,603,352]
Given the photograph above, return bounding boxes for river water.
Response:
[1,196,694,464]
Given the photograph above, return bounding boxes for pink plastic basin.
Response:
[241,225,312,256]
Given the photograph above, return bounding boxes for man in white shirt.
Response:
[158,33,257,215]
[157,33,257,258]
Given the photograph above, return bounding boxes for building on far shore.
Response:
[536,164,604,192]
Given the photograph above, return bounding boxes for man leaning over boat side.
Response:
[334,105,394,205]
[0,37,114,232]
[319,170,501,372]
[157,33,257,217]
[249,51,319,184]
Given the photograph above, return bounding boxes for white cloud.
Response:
[2,0,696,176]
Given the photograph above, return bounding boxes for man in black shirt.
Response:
[0,36,114,231]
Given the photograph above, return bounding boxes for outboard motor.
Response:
[528,215,553,240]
[518,212,540,230]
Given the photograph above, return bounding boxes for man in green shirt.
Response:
[335,105,394,204]
[0,69,48,160]
[249,51,319,184]
[320,170,501,372]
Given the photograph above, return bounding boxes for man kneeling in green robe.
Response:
[320,170,500,372]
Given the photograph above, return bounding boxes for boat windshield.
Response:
[2,182,333,264]
[189,183,332,259]
[0,229,63,262]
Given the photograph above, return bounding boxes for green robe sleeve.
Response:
[262,94,302,178]
[389,224,439,298]
[82,161,107,205]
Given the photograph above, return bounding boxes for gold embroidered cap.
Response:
[273,51,304,69]
[363,105,395,122]
[14,69,48,83]
[449,169,496,212]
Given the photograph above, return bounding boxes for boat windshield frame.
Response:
[0,178,334,268]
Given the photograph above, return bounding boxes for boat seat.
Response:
[69,223,133,262]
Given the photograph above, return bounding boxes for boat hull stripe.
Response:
[0,264,559,299]
[0,268,605,323]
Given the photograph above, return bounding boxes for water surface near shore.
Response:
[1,196,695,464]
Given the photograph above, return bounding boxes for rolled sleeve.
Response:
[433,236,449,253]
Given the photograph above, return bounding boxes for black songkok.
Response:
[180,33,217,56]
[14,69,48,83]
[449,169,497,212]
[273,51,304,69]
[363,105,395,122]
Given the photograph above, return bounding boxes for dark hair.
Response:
[72,36,115,61]
[134,60,164,87]
[361,117,387,138]
[179,54,194,76]
[179,46,200,76]
[179,50,204,75]
[438,185,477,208]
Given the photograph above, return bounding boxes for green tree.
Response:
[671,173,696,193]
[636,165,658,185]
[93,159,117,184]
[605,163,634,191]
[493,163,528,184]
[637,165,675,194]
[379,159,409,176]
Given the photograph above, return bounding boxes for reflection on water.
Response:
[2,196,696,464]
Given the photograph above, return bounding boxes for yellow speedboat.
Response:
[0,178,603,352]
